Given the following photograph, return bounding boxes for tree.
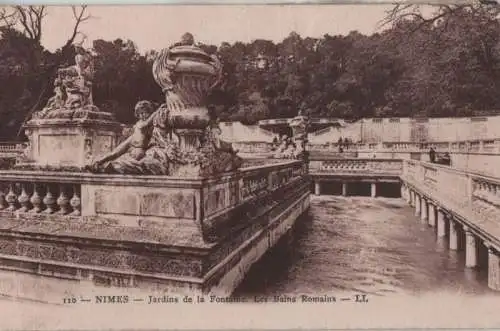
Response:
[92,39,162,123]
[0,5,92,138]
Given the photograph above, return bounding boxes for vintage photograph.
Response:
[1,2,500,329]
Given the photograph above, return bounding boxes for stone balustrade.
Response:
[402,160,500,245]
[3,137,500,157]
[0,181,81,216]
[308,138,500,154]
[310,158,402,175]
[309,158,402,197]
[402,160,500,290]
[0,159,310,298]
[232,141,274,154]
[0,160,305,225]
[0,142,25,159]
[0,142,25,152]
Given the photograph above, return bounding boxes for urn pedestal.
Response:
[22,116,122,169]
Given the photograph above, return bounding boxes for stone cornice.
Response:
[0,159,303,189]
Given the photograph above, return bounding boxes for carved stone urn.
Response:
[152,33,222,152]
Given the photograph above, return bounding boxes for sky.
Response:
[39,4,410,53]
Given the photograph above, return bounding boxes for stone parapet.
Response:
[402,160,500,250]
[0,159,310,300]
[309,158,402,175]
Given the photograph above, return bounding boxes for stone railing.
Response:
[308,142,366,152]
[309,158,402,175]
[0,157,311,297]
[0,160,307,234]
[0,142,25,156]
[402,160,500,245]
[308,138,500,154]
[232,141,274,154]
[0,173,83,216]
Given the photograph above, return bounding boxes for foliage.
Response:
[2,4,500,141]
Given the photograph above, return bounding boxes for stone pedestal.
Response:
[487,245,500,291]
[23,116,122,169]
[370,182,376,197]
[428,203,436,227]
[314,181,321,195]
[464,227,477,268]
[420,197,428,222]
[342,182,347,196]
[437,209,446,237]
[449,220,459,250]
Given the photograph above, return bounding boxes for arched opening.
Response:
[320,181,342,195]
[377,182,401,198]
[347,182,371,196]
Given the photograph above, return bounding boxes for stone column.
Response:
[400,184,406,200]
[420,197,428,222]
[449,219,459,250]
[486,244,500,291]
[415,193,421,216]
[464,226,477,268]
[410,190,415,206]
[342,182,347,197]
[428,203,436,227]
[371,182,377,198]
[437,208,446,238]
[314,181,321,196]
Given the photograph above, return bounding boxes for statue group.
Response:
[86,99,241,175]
[273,111,309,160]
[85,33,242,176]
[34,46,97,120]
[28,33,308,176]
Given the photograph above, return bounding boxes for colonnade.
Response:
[401,183,500,291]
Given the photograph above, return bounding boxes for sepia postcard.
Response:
[0,1,500,330]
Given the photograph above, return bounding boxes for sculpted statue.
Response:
[35,46,96,119]
[36,78,66,118]
[87,100,242,176]
[87,101,175,175]
[290,114,308,159]
[274,113,310,160]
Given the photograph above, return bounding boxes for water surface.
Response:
[235,196,495,297]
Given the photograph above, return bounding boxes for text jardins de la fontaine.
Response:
[63,294,369,305]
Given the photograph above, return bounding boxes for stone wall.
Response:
[219,122,276,143]
[218,116,500,144]
[0,159,310,299]
[291,116,500,144]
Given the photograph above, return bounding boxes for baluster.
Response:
[5,183,17,212]
[482,182,489,198]
[43,186,56,214]
[486,183,493,200]
[491,184,498,203]
[0,184,6,210]
[57,185,70,215]
[30,184,43,213]
[496,185,500,203]
[70,185,81,216]
[17,183,31,212]
[478,182,484,198]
